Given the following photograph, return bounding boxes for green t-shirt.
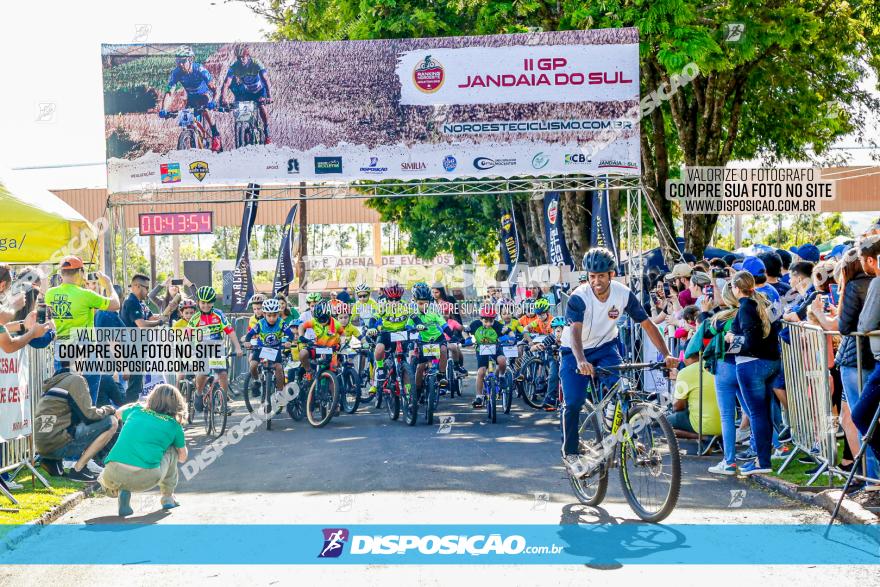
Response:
[378,301,410,333]
[106,405,185,469]
[44,283,111,339]
[674,363,721,436]
[406,311,446,342]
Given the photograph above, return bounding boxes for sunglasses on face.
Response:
[357,293,369,299]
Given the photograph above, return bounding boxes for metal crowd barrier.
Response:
[778,323,880,487]
[0,346,54,504]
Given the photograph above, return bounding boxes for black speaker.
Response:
[183,260,212,288]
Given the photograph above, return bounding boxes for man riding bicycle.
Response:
[406,283,451,392]
[158,45,223,152]
[244,298,294,396]
[560,248,677,478]
[187,286,244,414]
[217,44,273,144]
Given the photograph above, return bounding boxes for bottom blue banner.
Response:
[1,524,878,565]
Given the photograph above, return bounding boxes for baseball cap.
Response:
[789,243,820,263]
[665,263,692,280]
[826,243,848,260]
[741,256,766,277]
[690,271,711,286]
[59,255,84,270]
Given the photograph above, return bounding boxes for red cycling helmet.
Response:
[381,281,405,300]
[479,305,497,319]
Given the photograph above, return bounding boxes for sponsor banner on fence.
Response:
[102,30,640,192]
[0,348,30,442]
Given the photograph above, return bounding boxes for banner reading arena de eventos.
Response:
[102,29,640,192]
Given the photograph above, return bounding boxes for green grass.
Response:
[767,440,847,487]
[0,469,85,528]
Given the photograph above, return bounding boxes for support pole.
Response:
[296,182,308,294]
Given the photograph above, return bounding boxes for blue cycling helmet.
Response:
[582,247,617,273]
[551,316,567,328]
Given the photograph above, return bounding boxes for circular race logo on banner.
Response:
[547,199,558,224]
[413,55,445,93]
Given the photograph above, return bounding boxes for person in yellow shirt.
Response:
[669,360,721,438]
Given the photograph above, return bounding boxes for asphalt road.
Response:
[3,353,877,585]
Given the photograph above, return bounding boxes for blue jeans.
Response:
[736,359,780,469]
[560,340,622,456]
[841,365,880,480]
[715,360,740,465]
[54,360,104,405]
[851,364,880,461]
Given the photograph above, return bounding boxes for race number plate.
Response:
[478,344,497,356]
[531,335,546,344]
[315,346,334,355]
[259,347,279,362]
[208,356,226,369]
[286,360,301,370]
[422,343,441,357]
[502,346,519,359]
[389,331,408,342]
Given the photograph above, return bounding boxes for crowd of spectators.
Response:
[646,235,880,486]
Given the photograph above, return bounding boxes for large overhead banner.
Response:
[102,29,640,192]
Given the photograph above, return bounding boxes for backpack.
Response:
[702,318,733,375]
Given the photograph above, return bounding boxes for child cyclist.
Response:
[466,305,511,409]
[521,297,553,338]
[533,316,567,411]
[187,286,244,414]
[296,301,342,381]
[173,298,198,385]
[247,293,266,329]
[406,283,451,392]
[366,281,410,394]
[244,298,294,397]
[351,282,380,328]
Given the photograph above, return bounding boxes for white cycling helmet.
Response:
[355,282,371,294]
[261,298,281,313]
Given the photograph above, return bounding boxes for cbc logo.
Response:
[564,153,591,164]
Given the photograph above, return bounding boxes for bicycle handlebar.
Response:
[594,361,667,375]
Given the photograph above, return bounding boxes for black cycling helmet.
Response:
[412,283,432,301]
[313,301,332,324]
[582,247,617,273]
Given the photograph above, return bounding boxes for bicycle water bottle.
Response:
[603,402,615,429]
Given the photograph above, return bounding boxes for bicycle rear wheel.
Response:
[618,403,681,522]
[243,372,261,413]
[488,379,497,423]
[519,358,547,409]
[568,400,609,507]
[179,380,195,425]
[306,371,339,428]
[262,377,273,430]
[424,377,436,425]
[501,371,514,414]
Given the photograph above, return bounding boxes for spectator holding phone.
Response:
[725,271,780,475]
[853,236,880,466]
[44,256,120,402]
[149,276,195,322]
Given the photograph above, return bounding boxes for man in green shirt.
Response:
[406,283,451,392]
[44,256,120,402]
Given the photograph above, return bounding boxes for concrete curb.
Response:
[0,482,96,554]
[749,473,879,525]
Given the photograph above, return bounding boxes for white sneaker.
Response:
[62,459,77,470]
[735,427,751,445]
[2,478,23,490]
[707,460,737,476]
[563,454,592,478]
[85,460,104,475]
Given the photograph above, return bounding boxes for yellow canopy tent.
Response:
[0,169,96,264]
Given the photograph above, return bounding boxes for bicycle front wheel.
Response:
[568,400,609,507]
[501,371,514,415]
[340,367,361,414]
[209,384,227,439]
[519,358,547,409]
[306,371,339,428]
[618,403,681,522]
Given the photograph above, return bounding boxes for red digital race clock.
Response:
[138,212,214,236]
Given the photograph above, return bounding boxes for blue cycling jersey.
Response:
[167,63,212,95]
[245,318,294,348]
